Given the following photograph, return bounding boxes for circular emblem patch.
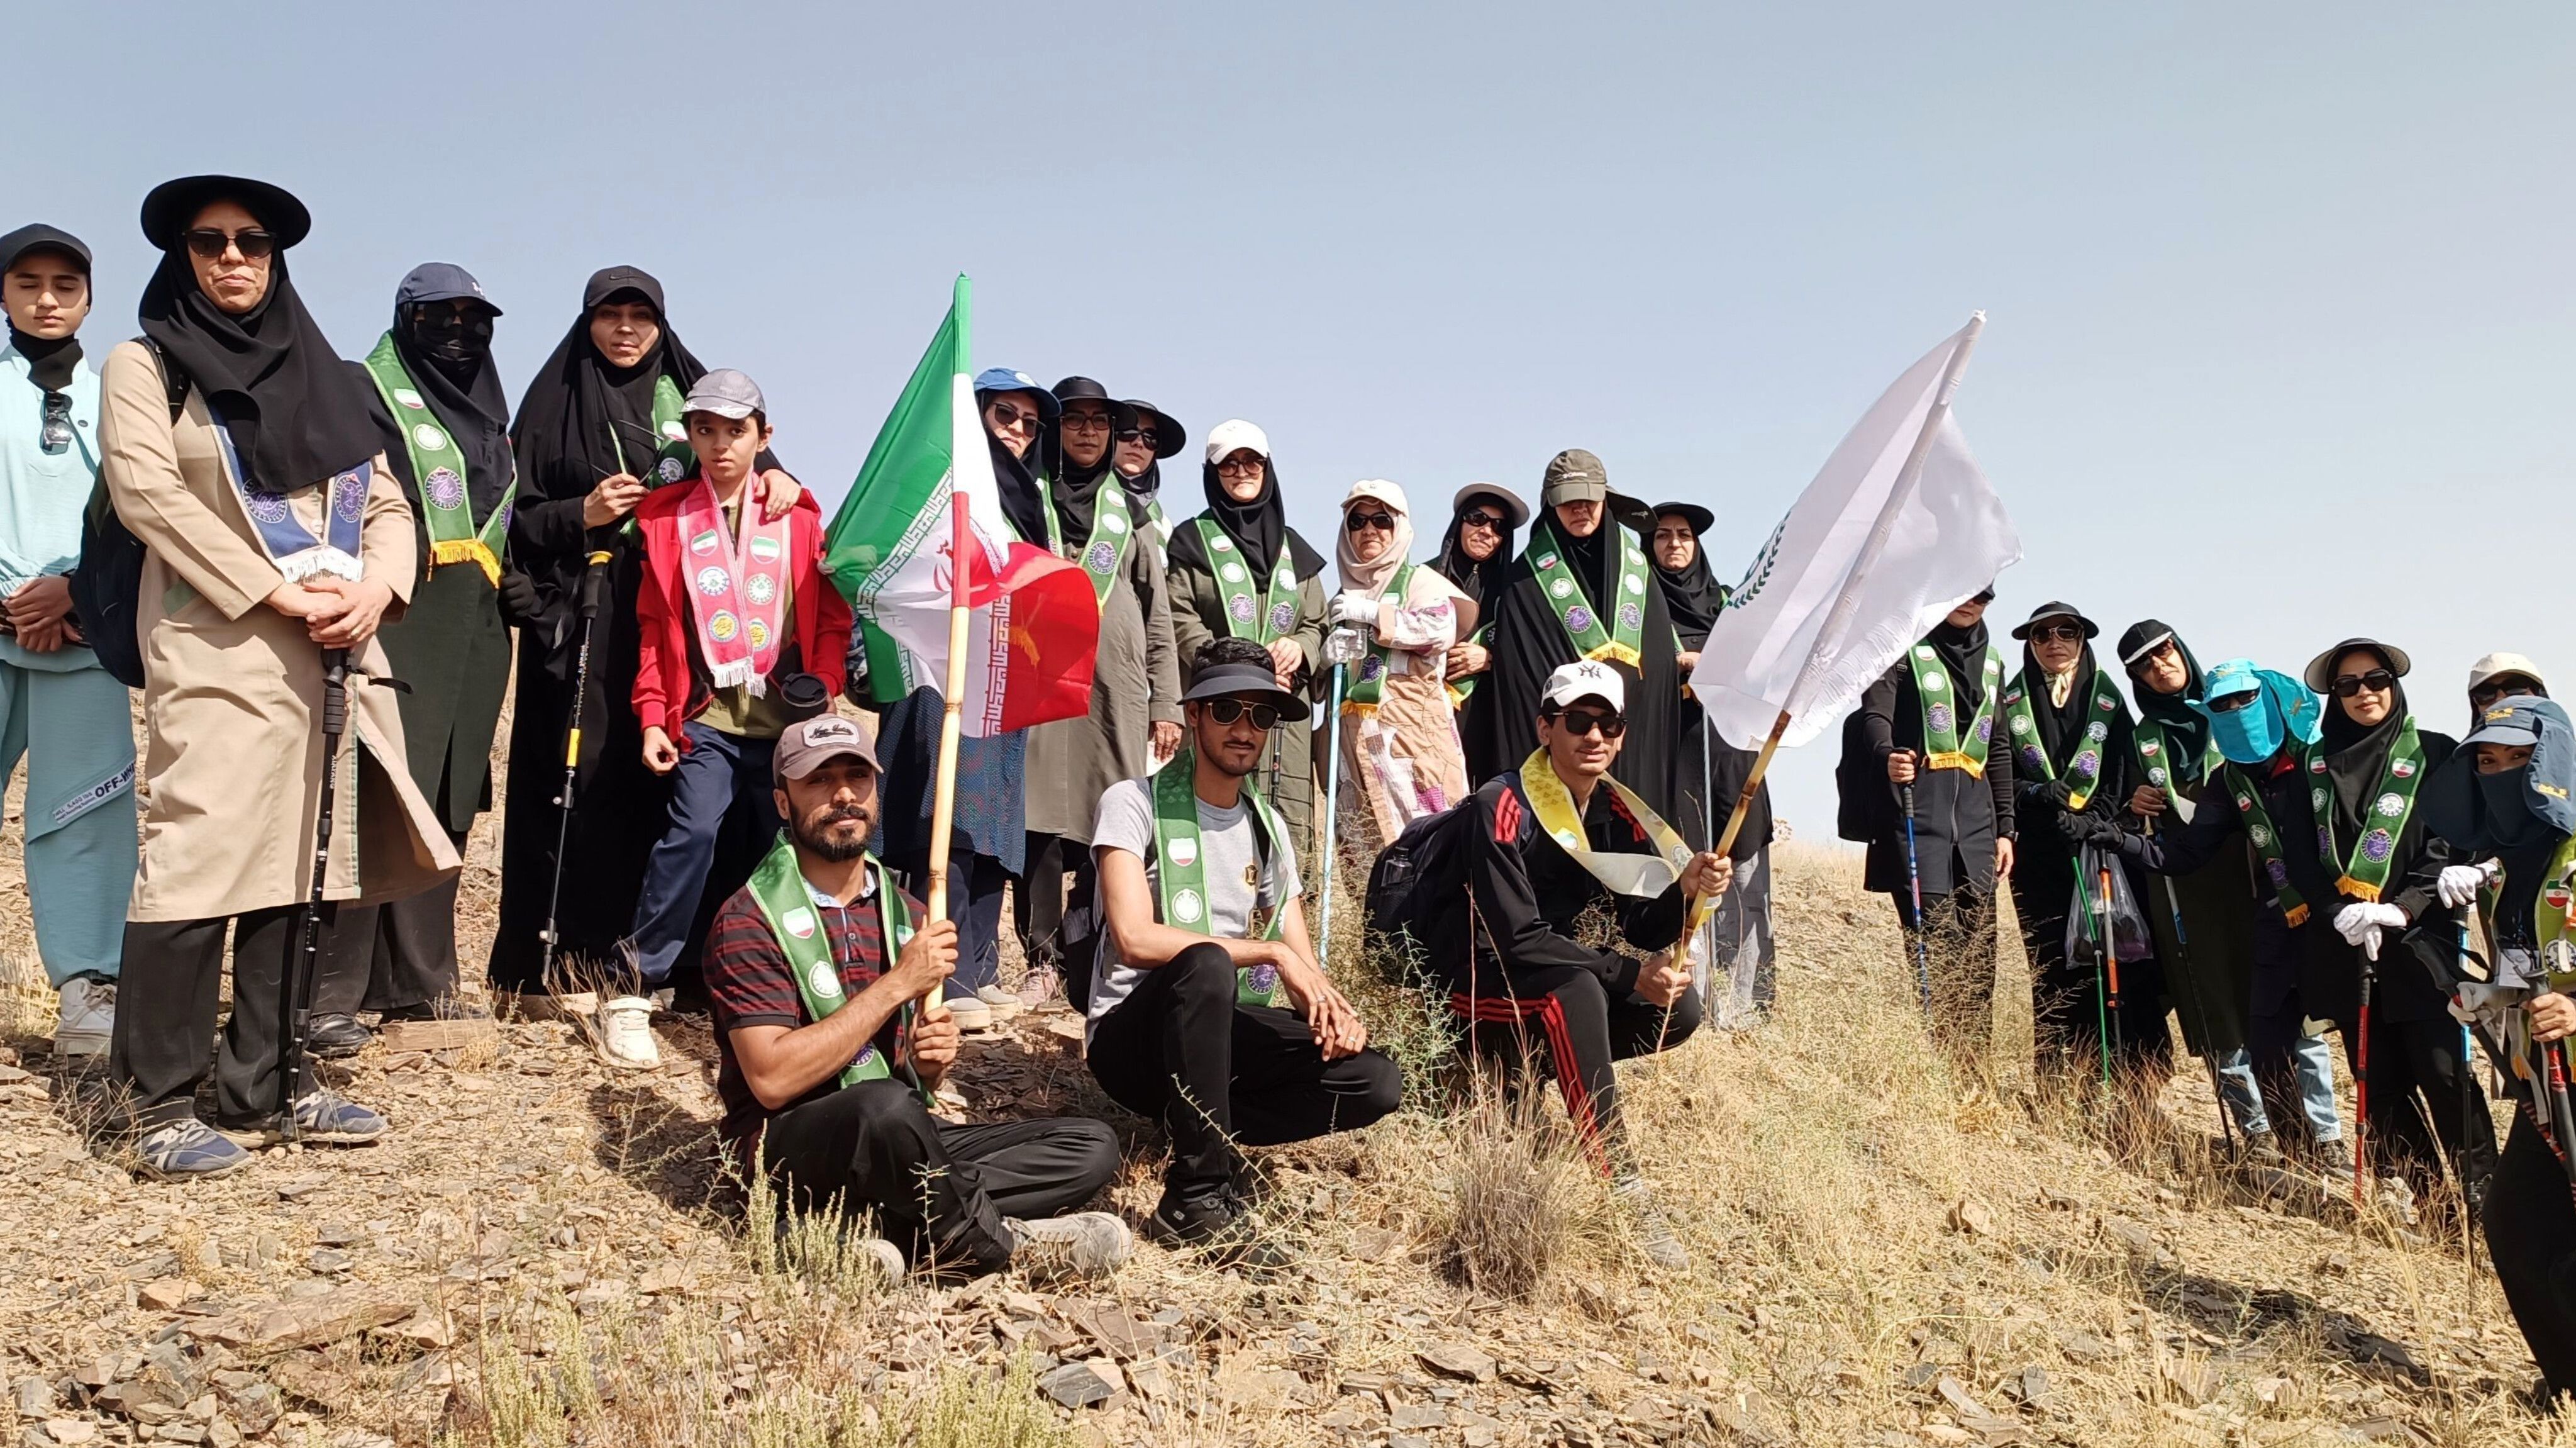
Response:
[1919,671,1945,693]
[2148,766,2168,786]
[782,906,818,940]
[745,574,777,605]
[1623,574,1645,594]
[1169,837,1198,868]
[2316,827,2333,855]
[244,489,290,525]
[2023,746,2045,769]
[1358,655,1384,682]
[425,467,466,511]
[332,471,367,522]
[2009,715,2033,736]
[1975,717,1993,742]
[1548,578,1575,599]
[1085,540,1117,574]
[2085,721,2109,743]
[748,535,782,561]
[1209,534,1233,552]
[689,529,721,555]
[2373,791,2406,818]
[1102,513,1128,535]
[806,962,841,999]
[709,610,740,643]
[1228,595,1256,622]
[2236,793,2253,811]
[2248,821,2272,847]
[657,456,686,482]
[2391,759,2416,778]
[695,565,730,598]
[2362,828,2396,863]
[2312,788,2331,814]
[2073,749,2101,776]
[1245,961,1280,998]
[746,618,770,649]
[2267,859,2289,887]
[1616,603,1641,632]
[1564,605,1596,634]
[412,423,450,453]
[2140,739,2161,757]
[392,387,426,410]
[1172,888,1205,925]
[1220,562,1247,584]
[1268,601,1295,633]
[1928,703,1954,735]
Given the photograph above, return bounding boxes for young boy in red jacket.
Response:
[609,369,850,1069]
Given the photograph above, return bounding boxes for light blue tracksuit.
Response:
[0,344,135,984]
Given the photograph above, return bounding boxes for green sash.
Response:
[1031,476,1134,610]
[2316,718,2429,902]
[1194,518,1301,643]
[2532,835,2576,991]
[1341,564,1414,713]
[1446,621,1489,710]
[2133,718,2224,807]
[1909,643,2002,776]
[360,334,516,586]
[744,833,913,1087]
[609,376,694,542]
[2001,667,2128,810]
[2222,761,2312,927]
[1524,520,1650,667]
[1151,749,1290,1008]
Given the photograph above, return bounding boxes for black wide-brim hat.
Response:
[141,175,311,251]
[1119,398,1187,459]
[1650,500,1715,535]
[1450,483,1530,530]
[2304,636,2413,693]
[2009,600,2099,641]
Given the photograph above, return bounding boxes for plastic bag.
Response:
[2065,842,2155,966]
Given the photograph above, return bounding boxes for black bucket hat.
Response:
[2009,601,2099,641]
[1651,501,1715,535]
[1119,398,1187,459]
[140,174,312,251]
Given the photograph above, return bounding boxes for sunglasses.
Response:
[40,392,71,452]
[1201,698,1284,731]
[1113,428,1157,445]
[2331,669,2396,698]
[180,228,275,261]
[2207,691,2258,713]
[2471,680,2540,708]
[1459,510,1507,531]
[2027,623,2087,644]
[1345,510,1396,533]
[986,401,1043,432]
[1060,410,1113,432]
[1216,456,1265,477]
[1546,706,1627,740]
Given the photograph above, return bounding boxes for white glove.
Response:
[2437,861,2499,909]
[1328,593,1377,628]
[2333,901,2407,947]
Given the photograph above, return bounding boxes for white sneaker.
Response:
[55,976,114,1058]
[595,996,662,1071]
[944,993,994,1033]
[1006,1211,1135,1281]
[857,1235,907,1289]
[975,984,1026,1022]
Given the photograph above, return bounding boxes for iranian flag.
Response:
[823,277,1097,734]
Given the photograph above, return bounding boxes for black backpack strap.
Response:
[134,335,189,423]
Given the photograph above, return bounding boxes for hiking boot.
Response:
[223,1089,391,1148]
[2312,1135,2356,1184]
[943,991,994,1034]
[307,1012,372,1059]
[138,1118,253,1180]
[1613,1175,1690,1272]
[1007,1211,1135,1281]
[2235,1130,2287,1165]
[377,998,497,1053]
[53,975,114,1059]
[596,996,662,1070]
[1147,1189,1297,1271]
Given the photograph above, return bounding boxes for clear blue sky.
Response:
[31,3,2573,840]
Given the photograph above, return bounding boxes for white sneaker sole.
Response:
[53,1028,110,1058]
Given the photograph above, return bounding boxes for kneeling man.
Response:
[1436,660,1732,1269]
[708,715,1130,1282]
[1090,638,1404,1264]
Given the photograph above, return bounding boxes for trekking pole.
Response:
[2099,858,2124,1072]
[2145,816,2235,1152]
[2090,857,2113,1093]
[1898,782,1933,1016]
[540,549,615,984]
[2355,932,2378,1209]
[2457,922,2480,1254]
[1316,656,1346,967]
[279,648,352,1142]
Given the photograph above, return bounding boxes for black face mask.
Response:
[409,304,493,366]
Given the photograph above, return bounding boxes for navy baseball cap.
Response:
[972,367,1059,420]
[395,262,499,315]
[2464,695,2559,749]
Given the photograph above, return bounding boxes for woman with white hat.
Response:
[1326,480,1470,844]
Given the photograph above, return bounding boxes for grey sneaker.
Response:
[1614,1176,1689,1271]
[223,1089,390,1148]
[1007,1211,1135,1281]
[137,1119,253,1180]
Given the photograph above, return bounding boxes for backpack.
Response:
[71,339,189,689]
[1363,801,1477,969]
[1834,708,1885,844]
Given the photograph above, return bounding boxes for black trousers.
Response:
[1894,889,1998,1061]
[759,1078,1120,1274]
[111,903,367,1130]
[1446,961,1701,1172]
[309,875,464,1019]
[2345,1013,2497,1204]
[1087,942,1403,1200]
[1016,830,1075,971]
[2484,1109,2576,1400]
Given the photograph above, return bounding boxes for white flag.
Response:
[1692,316,2021,749]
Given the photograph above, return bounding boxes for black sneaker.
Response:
[307,1013,372,1059]
[1147,1189,1297,1271]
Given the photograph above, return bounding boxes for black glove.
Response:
[2059,812,2119,847]
[496,568,541,627]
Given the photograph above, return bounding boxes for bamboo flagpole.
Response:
[919,488,977,1025]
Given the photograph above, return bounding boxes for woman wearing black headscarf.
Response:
[1996,601,2168,1090]
[488,267,794,1003]
[1471,450,1687,825]
[100,175,457,1176]
[1165,419,1330,864]
[2301,638,2492,1217]
[1430,483,1523,785]
[1113,398,1185,560]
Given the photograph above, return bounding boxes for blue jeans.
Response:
[2250,1003,2345,1145]
[630,721,780,988]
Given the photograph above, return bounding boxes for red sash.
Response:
[674,479,792,693]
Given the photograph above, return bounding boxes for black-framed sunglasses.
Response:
[1458,509,1507,532]
[2470,679,2540,708]
[1113,427,1158,446]
[2027,623,2087,644]
[1201,698,1284,731]
[40,392,72,453]
[1546,705,1628,740]
[1059,409,1114,432]
[2207,691,2258,713]
[985,400,1043,432]
[180,228,275,261]
[2331,669,2396,698]
[1345,510,1396,533]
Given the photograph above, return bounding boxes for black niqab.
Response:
[1652,525,1726,650]
[1925,616,1994,711]
[138,237,380,491]
[2119,620,2212,786]
[383,302,512,515]
[8,326,80,394]
[1167,460,1326,581]
[509,267,712,507]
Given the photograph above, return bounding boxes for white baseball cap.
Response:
[2468,651,2548,694]
[1204,418,1270,465]
[1543,659,1624,713]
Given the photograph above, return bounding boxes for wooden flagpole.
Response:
[919,488,974,1024]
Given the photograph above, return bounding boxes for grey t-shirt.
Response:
[1085,776,1302,1036]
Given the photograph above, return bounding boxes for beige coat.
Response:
[1023,518,1183,842]
[99,340,460,923]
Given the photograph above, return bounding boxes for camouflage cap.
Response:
[1540,448,1608,506]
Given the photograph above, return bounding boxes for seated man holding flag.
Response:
[1431,659,1733,1271]
[705,714,1130,1284]
[1089,637,1404,1267]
